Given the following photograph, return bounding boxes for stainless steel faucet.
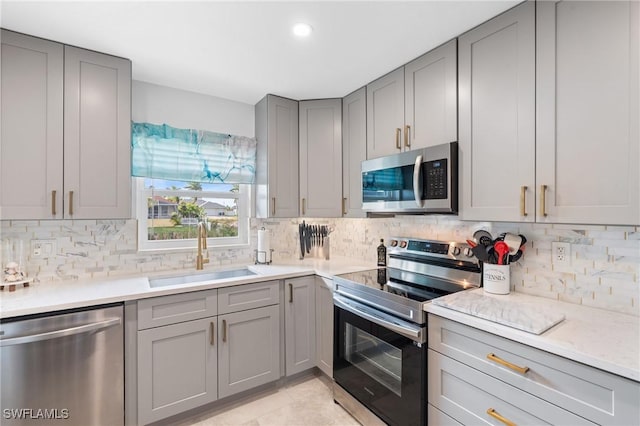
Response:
[196,221,209,270]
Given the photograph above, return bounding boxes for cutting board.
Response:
[431,291,565,335]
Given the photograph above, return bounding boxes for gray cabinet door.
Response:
[284,276,316,376]
[255,95,299,218]
[366,68,405,159]
[405,39,457,150]
[64,46,131,219]
[1,30,64,219]
[459,1,536,222]
[315,277,334,377]
[299,99,342,217]
[138,318,217,425]
[536,1,639,225]
[218,305,280,398]
[342,87,367,218]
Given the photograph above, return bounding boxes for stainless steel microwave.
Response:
[361,142,458,214]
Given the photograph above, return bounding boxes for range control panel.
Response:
[387,237,475,262]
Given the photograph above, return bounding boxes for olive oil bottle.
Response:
[377,239,387,267]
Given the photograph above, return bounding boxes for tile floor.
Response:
[177,374,360,426]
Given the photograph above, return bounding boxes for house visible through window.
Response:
[136,178,249,251]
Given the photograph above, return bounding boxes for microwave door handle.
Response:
[413,154,423,207]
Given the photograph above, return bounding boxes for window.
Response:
[135,177,250,251]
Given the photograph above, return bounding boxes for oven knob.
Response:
[399,241,408,249]
[464,247,474,257]
[450,246,461,256]
[390,240,398,247]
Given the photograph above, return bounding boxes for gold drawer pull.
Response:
[540,184,548,217]
[51,190,57,216]
[404,124,411,147]
[210,322,215,346]
[520,186,528,216]
[289,283,293,303]
[68,191,74,216]
[272,197,276,216]
[487,408,516,426]
[342,197,347,216]
[301,198,306,215]
[395,128,402,150]
[222,319,227,342]
[487,353,529,374]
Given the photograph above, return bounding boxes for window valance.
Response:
[131,122,256,184]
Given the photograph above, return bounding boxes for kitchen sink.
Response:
[149,267,257,288]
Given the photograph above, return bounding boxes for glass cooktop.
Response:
[335,268,466,303]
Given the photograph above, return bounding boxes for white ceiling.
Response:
[1,1,519,105]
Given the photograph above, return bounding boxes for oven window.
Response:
[345,323,402,397]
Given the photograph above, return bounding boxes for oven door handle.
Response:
[334,295,425,343]
[413,154,423,207]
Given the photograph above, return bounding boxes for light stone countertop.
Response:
[425,288,640,382]
[0,256,373,319]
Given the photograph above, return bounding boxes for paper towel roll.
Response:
[257,228,270,263]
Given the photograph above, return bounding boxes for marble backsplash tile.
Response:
[2,217,638,316]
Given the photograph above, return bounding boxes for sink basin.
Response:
[149,267,257,288]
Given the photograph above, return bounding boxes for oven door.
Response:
[333,296,426,426]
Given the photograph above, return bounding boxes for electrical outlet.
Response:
[32,239,57,259]
[552,241,571,265]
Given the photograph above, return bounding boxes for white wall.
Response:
[132,80,255,137]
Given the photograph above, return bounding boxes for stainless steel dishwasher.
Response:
[0,304,124,425]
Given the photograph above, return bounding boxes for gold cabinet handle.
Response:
[520,186,528,216]
[210,321,215,346]
[404,125,411,148]
[395,128,402,150]
[68,191,74,216]
[222,319,227,343]
[342,197,347,215]
[487,408,516,426]
[51,190,57,216]
[487,353,529,374]
[301,198,306,215]
[272,197,276,216]
[289,283,293,303]
[540,185,548,217]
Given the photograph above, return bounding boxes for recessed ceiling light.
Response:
[292,23,313,38]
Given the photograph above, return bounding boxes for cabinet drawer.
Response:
[428,350,594,425]
[138,290,217,330]
[218,280,279,314]
[428,404,462,426]
[429,314,640,425]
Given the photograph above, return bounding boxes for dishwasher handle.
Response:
[0,317,121,347]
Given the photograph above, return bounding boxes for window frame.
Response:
[134,178,250,252]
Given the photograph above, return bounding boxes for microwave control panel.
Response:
[424,158,448,199]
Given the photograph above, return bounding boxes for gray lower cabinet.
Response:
[138,318,217,425]
[218,305,280,399]
[315,277,334,377]
[428,314,640,425]
[284,276,316,376]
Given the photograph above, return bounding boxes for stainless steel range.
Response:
[333,237,481,426]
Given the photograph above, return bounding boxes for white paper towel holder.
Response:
[255,227,274,265]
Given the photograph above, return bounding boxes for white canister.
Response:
[483,264,511,295]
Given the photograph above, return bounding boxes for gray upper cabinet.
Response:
[0,30,131,220]
[1,30,63,219]
[536,0,639,225]
[255,95,299,218]
[64,46,131,219]
[299,99,342,217]
[218,305,280,399]
[366,40,458,160]
[404,39,457,151]
[138,317,218,425]
[459,1,536,222]
[284,276,316,376]
[366,68,405,159]
[342,87,367,218]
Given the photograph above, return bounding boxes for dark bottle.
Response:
[377,239,387,267]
